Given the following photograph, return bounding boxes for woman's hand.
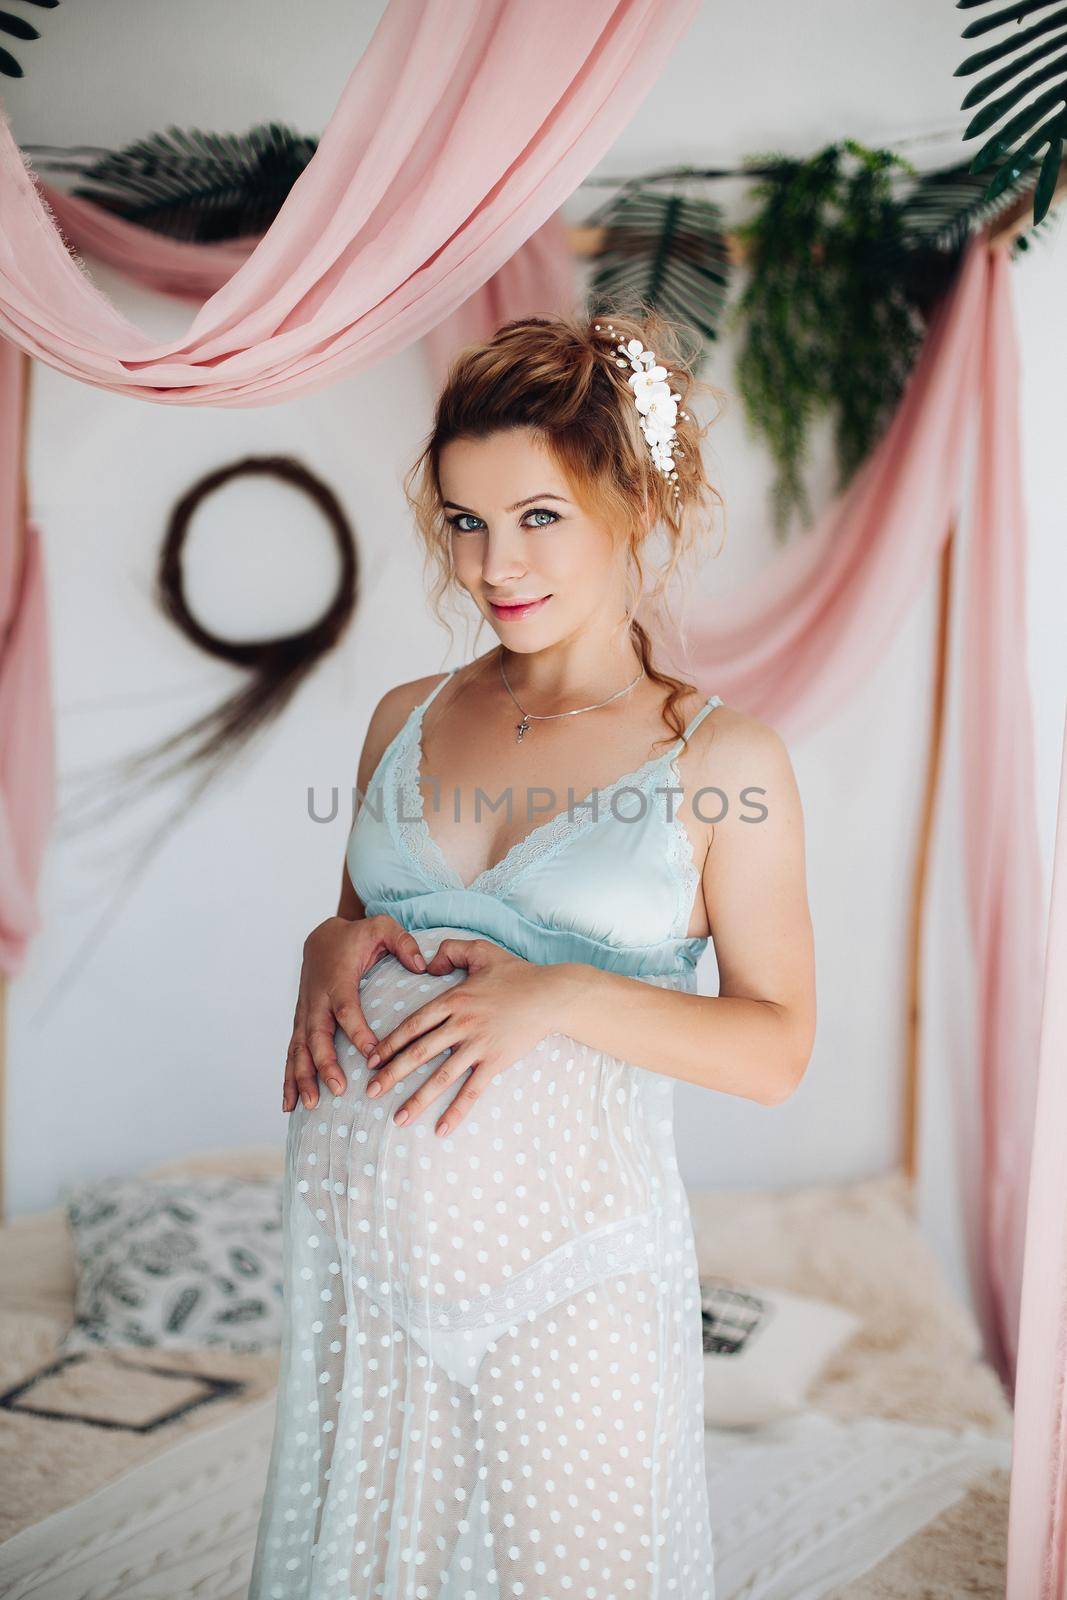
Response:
[363,937,576,1137]
[282,914,429,1113]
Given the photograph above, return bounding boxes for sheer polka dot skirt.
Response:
[248,934,716,1598]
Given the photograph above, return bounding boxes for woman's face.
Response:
[438,428,627,652]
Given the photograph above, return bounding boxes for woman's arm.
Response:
[281,679,442,1112]
[553,710,816,1105]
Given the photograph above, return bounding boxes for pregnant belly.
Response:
[286,933,664,1361]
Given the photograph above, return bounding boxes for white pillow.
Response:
[700,1274,861,1428]
[59,1175,283,1354]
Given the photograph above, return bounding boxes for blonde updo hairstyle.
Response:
[403,302,727,748]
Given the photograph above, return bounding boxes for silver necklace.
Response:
[498,652,646,743]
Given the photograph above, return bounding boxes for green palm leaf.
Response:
[69,123,319,243]
[957,0,1067,225]
[882,158,1055,295]
[897,160,1044,250]
[0,0,58,79]
[584,184,731,348]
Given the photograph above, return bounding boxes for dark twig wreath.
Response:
[35,455,358,1019]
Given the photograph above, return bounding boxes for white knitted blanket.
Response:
[0,1392,1009,1600]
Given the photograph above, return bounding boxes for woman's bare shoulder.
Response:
[677,690,798,793]
[373,671,449,728]
[357,672,448,782]
[356,657,491,789]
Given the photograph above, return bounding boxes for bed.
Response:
[0,1147,1012,1598]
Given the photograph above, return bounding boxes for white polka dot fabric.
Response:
[248,929,716,1597]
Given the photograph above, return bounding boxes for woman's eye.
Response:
[445,508,560,533]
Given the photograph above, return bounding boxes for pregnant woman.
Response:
[249,310,816,1599]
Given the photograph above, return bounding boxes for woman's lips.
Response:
[487,594,551,620]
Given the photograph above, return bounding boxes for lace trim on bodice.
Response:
[389,699,707,937]
[393,708,460,891]
[663,749,703,939]
[379,668,723,940]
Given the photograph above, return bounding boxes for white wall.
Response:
[6,0,1066,1329]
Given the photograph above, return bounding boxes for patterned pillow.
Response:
[59,1175,284,1354]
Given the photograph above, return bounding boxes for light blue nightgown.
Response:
[249,668,722,1599]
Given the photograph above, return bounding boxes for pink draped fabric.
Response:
[655,242,985,737]
[655,239,1045,1391]
[0,0,697,971]
[0,0,698,403]
[35,186,257,301]
[421,210,579,388]
[1006,707,1067,1599]
[962,248,1046,1398]
[33,189,580,389]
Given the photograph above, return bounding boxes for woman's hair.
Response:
[403,301,727,747]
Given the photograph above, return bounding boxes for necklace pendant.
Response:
[516,715,530,743]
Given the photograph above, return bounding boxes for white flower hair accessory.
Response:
[594,321,687,501]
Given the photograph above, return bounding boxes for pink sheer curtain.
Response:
[0,0,698,403]
[421,210,579,387]
[32,186,257,301]
[962,247,1046,1398]
[32,190,580,388]
[651,239,1045,1393]
[1006,706,1067,1599]
[0,0,698,970]
[652,241,984,735]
